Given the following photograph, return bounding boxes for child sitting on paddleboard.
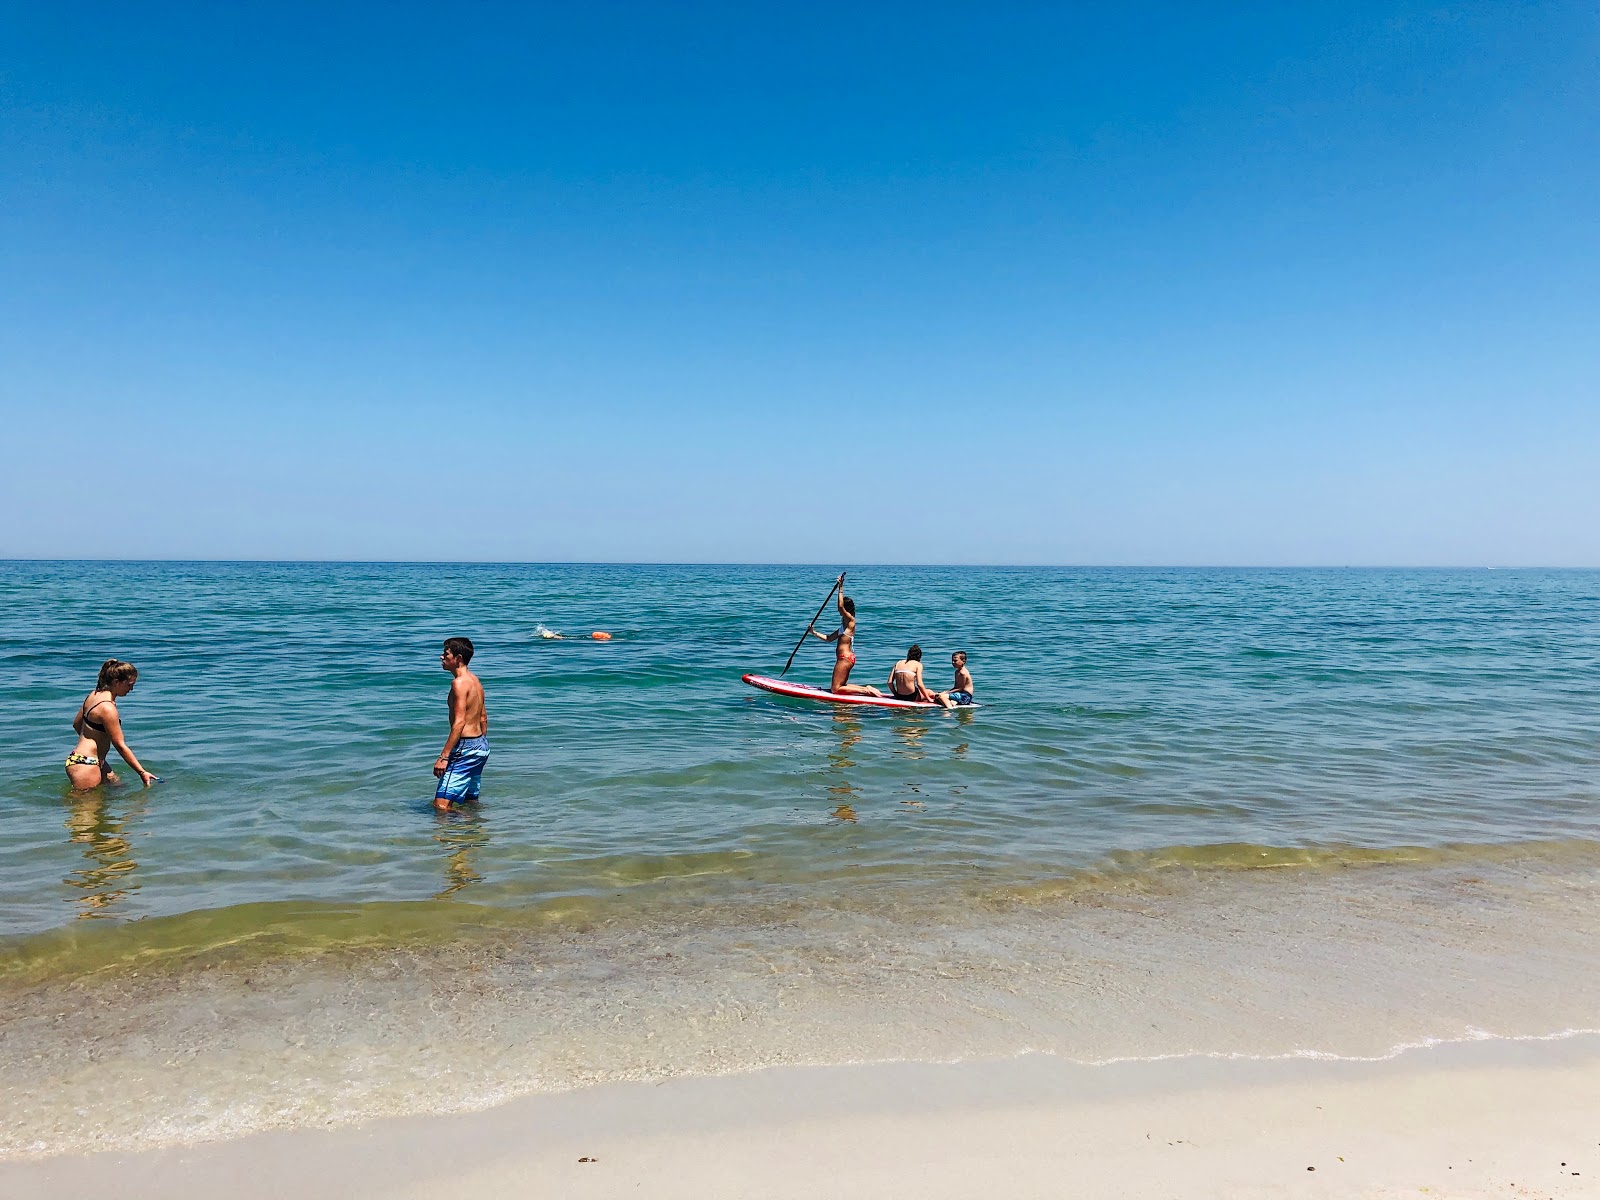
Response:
[807,579,882,697]
[933,651,974,709]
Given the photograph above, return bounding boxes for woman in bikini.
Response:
[886,645,935,703]
[66,659,157,790]
[807,580,882,697]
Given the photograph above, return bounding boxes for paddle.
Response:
[780,572,845,677]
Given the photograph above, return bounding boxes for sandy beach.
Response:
[6,1034,1595,1199]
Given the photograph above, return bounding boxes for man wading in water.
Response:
[433,637,489,811]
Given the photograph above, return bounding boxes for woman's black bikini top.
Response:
[79,695,110,732]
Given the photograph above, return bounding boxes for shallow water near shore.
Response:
[2,563,1599,1156]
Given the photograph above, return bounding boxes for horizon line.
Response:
[3,559,1596,571]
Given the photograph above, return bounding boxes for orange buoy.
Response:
[590,631,612,640]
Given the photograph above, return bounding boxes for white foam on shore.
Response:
[4,852,1600,1160]
[1074,1024,1600,1068]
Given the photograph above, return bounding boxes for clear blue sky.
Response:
[3,2,1596,564]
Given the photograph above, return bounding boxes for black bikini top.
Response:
[79,695,110,732]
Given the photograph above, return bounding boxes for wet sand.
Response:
[6,1034,1596,1199]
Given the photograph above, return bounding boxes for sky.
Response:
[2,1,1596,564]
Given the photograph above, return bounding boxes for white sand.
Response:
[5,1035,1597,1199]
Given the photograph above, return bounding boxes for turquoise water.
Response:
[3,563,1600,1155]
[3,563,1598,934]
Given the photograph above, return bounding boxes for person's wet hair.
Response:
[907,645,922,661]
[953,650,967,663]
[95,659,138,690]
[443,637,475,664]
[841,596,856,617]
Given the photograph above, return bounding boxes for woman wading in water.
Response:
[65,660,156,789]
[808,579,882,697]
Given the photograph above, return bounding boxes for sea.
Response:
[2,562,1598,1158]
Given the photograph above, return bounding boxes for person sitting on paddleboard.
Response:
[887,645,936,703]
[807,580,882,697]
[932,651,974,709]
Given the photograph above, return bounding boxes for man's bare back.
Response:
[446,671,487,739]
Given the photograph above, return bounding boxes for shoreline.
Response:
[7,1034,1597,1198]
[6,849,1599,1160]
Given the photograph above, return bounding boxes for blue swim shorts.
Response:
[948,690,974,706]
[435,734,490,803]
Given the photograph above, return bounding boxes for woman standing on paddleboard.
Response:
[808,578,882,697]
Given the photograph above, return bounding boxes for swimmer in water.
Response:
[807,578,882,696]
[65,659,157,789]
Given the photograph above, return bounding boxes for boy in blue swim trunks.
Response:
[933,651,975,709]
[433,637,489,810]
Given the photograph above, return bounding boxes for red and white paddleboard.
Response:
[742,674,973,709]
